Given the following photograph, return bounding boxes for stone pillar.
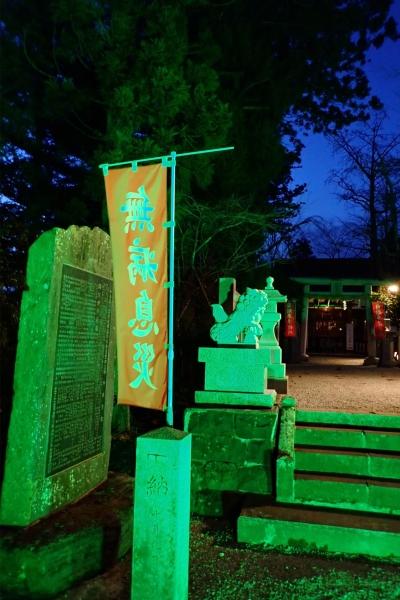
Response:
[131,427,192,600]
[363,286,378,365]
[0,226,116,527]
[298,286,309,362]
[259,277,289,393]
[379,332,398,367]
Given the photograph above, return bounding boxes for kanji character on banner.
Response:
[128,238,158,285]
[120,186,154,233]
[130,342,157,390]
[128,290,160,337]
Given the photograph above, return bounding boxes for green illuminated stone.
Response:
[0,226,115,526]
[185,409,235,434]
[368,484,400,512]
[281,395,296,408]
[190,490,223,516]
[238,464,272,493]
[296,451,400,480]
[184,408,278,443]
[235,411,279,442]
[205,461,238,490]
[245,439,275,463]
[295,428,400,451]
[131,427,191,600]
[258,278,289,392]
[184,407,278,512]
[276,399,296,502]
[277,405,400,514]
[267,364,286,378]
[212,277,288,394]
[259,277,287,347]
[238,498,400,559]
[190,461,206,491]
[190,433,246,462]
[293,476,400,514]
[296,410,400,429]
[195,390,276,407]
[295,477,369,507]
[199,347,271,393]
[277,401,296,457]
[276,455,295,502]
[210,287,268,344]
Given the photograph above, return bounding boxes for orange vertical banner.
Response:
[103,164,168,410]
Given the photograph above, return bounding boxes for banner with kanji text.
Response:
[284,300,296,337]
[372,301,386,340]
[104,164,168,410]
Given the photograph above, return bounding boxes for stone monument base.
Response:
[195,389,277,408]
[0,473,133,600]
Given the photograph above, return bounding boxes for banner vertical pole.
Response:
[166,151,176,426]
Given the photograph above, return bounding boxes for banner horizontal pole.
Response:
[99,146,234,171]
[174,146,234,158]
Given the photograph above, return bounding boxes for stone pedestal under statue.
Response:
[195,347,277,408]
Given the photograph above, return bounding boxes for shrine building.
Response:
[281,258,399,364]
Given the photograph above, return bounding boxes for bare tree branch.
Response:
[327,111,400,273]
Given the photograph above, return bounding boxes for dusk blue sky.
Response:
[292,0,400,224]
[2,3,398,226]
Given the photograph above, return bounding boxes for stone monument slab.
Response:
[0,226,115,526]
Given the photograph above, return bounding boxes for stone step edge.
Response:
[237,495,400,559]
[195,390,276,407]
[239,494,400,531]
[294,471,400,488]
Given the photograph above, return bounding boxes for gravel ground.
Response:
[285,355,400,414]
[58,517,400,600]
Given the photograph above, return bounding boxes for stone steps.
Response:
[277,401,400,514]
[237,494,400,559]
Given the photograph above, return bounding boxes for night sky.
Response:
[291,0,400,224]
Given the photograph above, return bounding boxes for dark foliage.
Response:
[1,0,398,423]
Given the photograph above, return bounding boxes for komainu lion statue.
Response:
[210,287,269,344]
